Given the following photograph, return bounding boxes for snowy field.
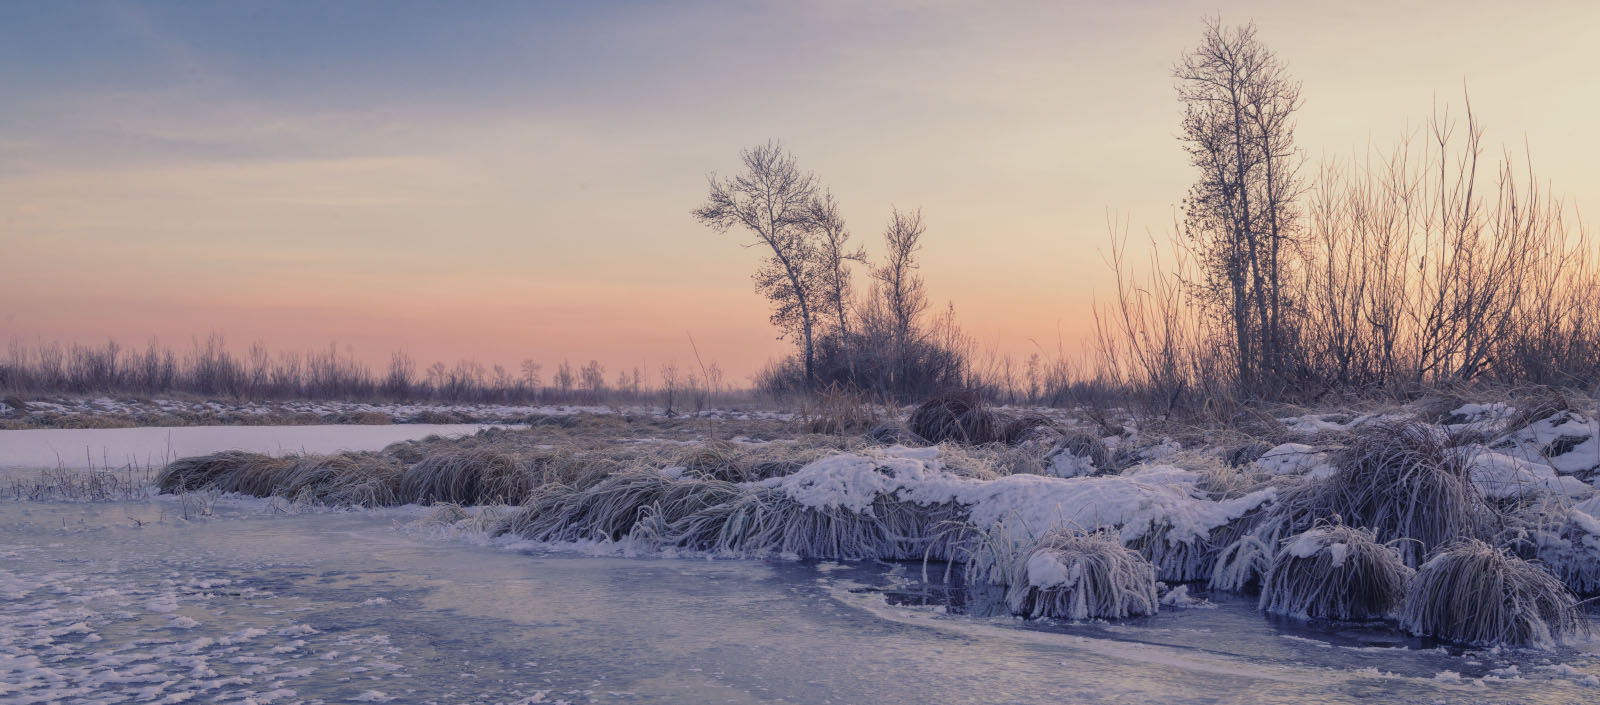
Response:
[4,402,1600,703]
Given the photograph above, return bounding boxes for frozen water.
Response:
[0,424,513,471]
[2,494,1597,704]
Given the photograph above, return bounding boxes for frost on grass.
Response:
[1217,423,1494,580]
[1004,530,1159,620]
[1535,495,1600,595]
[1399,539,1588,649]
[1258,524,1412,621]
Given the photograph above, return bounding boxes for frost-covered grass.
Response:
[1004,530,1159,620]
[1258,524,1413,621]
[1399,539,1589,649]
[1220,423,1494,575]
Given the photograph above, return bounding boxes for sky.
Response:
[3,0,1598,384]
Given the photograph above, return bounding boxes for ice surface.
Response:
[3,496,1596,705]
[0,424,512,471]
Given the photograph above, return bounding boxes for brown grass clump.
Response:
[908,391,1001,446]
[804,385,880,436]
[1000,413,1059,445]
[1399,539,1589,648]
[401,449,536,505]
[281,453,407,507]
[495,469,745,543]
[156,451,295,494]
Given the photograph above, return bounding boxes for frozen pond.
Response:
[3,496,1597,704]
[0,424,515,471]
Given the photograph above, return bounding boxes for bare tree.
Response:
[1175,16,1304,392]
[874,207,929,387]
[694,141,826,385]
[520,359,542,398]
[580,359,606,399]
[810,190,867,343]
[555,359,575,396]
[659,360,680,415]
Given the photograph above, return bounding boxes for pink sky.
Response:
[5,1,1597,384]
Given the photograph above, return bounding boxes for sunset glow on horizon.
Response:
[6,0,1598,384]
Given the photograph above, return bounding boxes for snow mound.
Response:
[1493,412,1600,477]
[765,448,1275,549]
[1462,448,1594,499]
[1254,444,1332,477]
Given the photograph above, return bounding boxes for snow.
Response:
[1024,552,1081,590]
[1045,449,1098,478]
[1461,448,1594,499]
[0,424,513,470]
[1278,412,1396,434]
[1254,444,1332,476]
[764,447,1276,547]
[1284,529,1349,567]
[1493,412,1600,476]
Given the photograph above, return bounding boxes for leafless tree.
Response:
[520,359,542,397]
[659,360,680,414]
[810,190,867,345]
[873,207,929,386]
[694,141,826,385]
[580,359,606,399]
[1175,16,1304,392]
[555,359,575,395]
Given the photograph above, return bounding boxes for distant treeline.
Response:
[0,335,734,410]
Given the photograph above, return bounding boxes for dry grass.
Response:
[401,449,535,505]
[156,451,295,494]
[282,453,406,507]
[637,488,971,561]
[7,466,153,502]
[909,392,1002,445]
[802,385,881,436]
[1399,539,1588,649]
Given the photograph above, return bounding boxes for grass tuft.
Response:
[1258,523,1413,621]
[1399,539,1588,648]
[1004,529,1159,620]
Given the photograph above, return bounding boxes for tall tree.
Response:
[1174,17,1304,391]
[874,207,929,388]
[694,141,826,384]
[810,190,866,368]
